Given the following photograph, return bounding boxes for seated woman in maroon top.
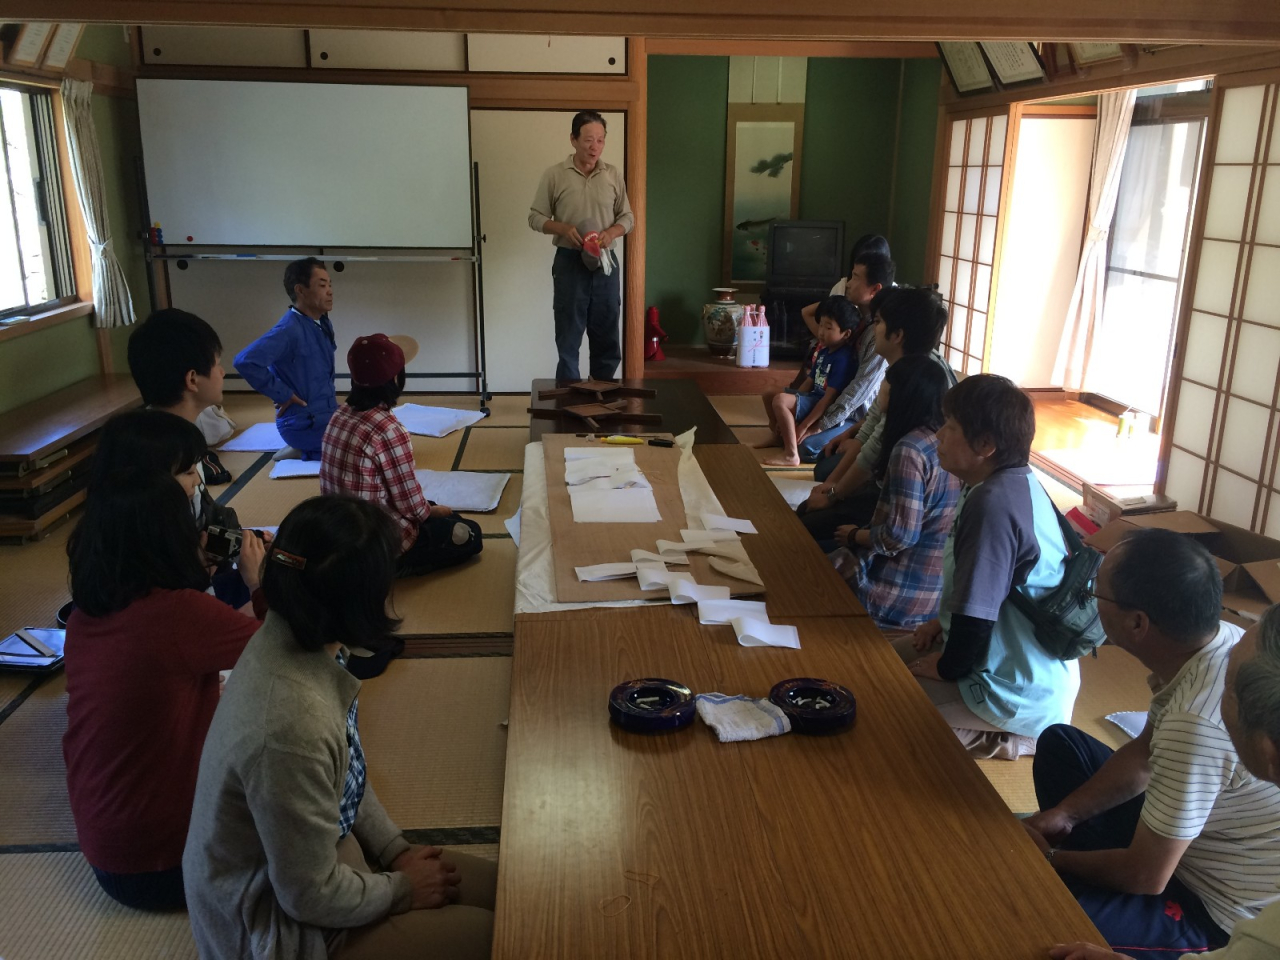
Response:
[63,466,265,911]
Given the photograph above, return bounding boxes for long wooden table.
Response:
[499,382,1104,957]
[494,615,1103,958]
[528,377,739,445]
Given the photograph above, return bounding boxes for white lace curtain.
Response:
[1052,88,1137,390]
[59,78,136,329]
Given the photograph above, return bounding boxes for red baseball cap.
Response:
[348,333,417,387]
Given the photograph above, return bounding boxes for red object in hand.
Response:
[582,231,602,260]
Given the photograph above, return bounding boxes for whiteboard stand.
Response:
[141,161,492,412]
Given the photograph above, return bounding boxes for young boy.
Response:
[757,296,858,467]
[797,286,956,542]
[319,333,483,578]
[235,257,338,462]
[127,307,234,498]
[793,251,895,462]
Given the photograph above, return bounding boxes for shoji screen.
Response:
[933,111,1010,376]
[1162,79,1280,534]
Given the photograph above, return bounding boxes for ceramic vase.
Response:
[702,288,744,357]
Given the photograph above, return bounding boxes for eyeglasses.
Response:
[1084,579,1118,605]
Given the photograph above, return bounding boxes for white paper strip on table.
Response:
[414,469,511,513]
[700,512,758,535]
[731,617,801,649]
[269,459,322,479]
[394,403,487,437]
[575,562,638,582]
[680,528,740,543]
[631,548,686,566]
[667,578,732,605]
[696,598,768,625]
[636,562,673,591]
[220,421,285,452]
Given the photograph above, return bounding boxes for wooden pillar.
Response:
[623,36,647,379]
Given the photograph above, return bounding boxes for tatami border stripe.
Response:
[216,451,274,506]
[403,826,500,847]
[450,427,471,472]
[0,842,81,855]
[0,674,49,730]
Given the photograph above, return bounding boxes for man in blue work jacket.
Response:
[235,257,338,461]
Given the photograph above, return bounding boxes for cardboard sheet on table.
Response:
[394,403,487,438]
[543,434,766,604]
[568,487,661,523]
[220,421,285,452]
[414,469,510,513]
[269,459,322,479]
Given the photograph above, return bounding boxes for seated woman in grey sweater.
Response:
[183,495,495,960]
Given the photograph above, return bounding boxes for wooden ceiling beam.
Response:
[6,1,1280,45]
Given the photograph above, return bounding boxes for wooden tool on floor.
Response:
[527,401,663,432]
[536,379,658,403]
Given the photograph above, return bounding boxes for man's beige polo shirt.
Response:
[528,155,634,250]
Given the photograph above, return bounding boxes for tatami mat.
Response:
[222,468,320,529]
[457,427,530,473]
[434,394,530,429]
[729,425,818,471]
[458,474,522,535]
[392,538,516,637]
[708,394,770,427]
[0,672,37,714]
[0,673,75,846]
[443,843,499,863]
[0,521,73,636]
[205,450,266,490]
[409,432,465,471]
[0,852,198,960]
[360,656,511,830]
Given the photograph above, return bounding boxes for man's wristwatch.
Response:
[825,485,840,502]
[1044,848,1057,864]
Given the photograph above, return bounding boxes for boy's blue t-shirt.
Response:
[811,343,855,395]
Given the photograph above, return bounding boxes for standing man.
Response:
[528,110,634,384]
[235,257,338,462]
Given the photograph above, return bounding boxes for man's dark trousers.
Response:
[553,246,621,383]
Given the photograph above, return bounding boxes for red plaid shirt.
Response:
[320,404,428,552]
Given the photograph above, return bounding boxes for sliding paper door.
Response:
[1162,78,1280,534]
[931,110,1010,376]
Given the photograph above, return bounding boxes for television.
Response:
[765,220,846,289]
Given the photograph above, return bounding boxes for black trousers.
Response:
[397,514,483,578]
[1032,725,1230,959]
[91,864,185,911]
[795,481,882,547]
[552,246,621,383]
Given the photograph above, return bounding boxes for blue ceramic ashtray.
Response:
[769,677,857,735]
[608,678,696,734]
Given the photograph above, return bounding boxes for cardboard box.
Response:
[1085,510,1280,618]
[1081,483,1177,527]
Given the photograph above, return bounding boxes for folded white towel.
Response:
[694,693,792,742]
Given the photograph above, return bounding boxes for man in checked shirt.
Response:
[320,334,483,578]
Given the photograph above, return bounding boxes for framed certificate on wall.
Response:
[938,42,995,95]
[979,42,1048,88]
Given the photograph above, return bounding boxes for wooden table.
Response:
[529,378,739,445]
[494,615,1104,958]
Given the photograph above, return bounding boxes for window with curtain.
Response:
[935,112,1007,377]
[1086,85,1208,418]
[0,85,75,319]
[1162,79,1280,535]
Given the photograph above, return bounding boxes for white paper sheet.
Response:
[414,469,511,513]
[696,598,768,625]
[505,507,521,547]
[219,421,285,452]
[731,616,801,650]
[564,458,617,485]
[700,512,758,535]
[636,562,674,591]
[631,548,686,566]
[394,402,487,438]
[667,578,732,605]
[564,446,635,463]
[570,468,652,492]
[568,487,661,523]
[680,528,740,543]
[575,562,638,582]
[770,477,815,509]
[1106,711,1147,740]
[269,459,322,479]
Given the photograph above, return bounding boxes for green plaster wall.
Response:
[645,55,941,345]
[0,26,147,414]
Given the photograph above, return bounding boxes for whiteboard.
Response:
[136,79,473,247]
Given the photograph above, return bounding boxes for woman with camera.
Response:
[63,417,266,911]
[184,495,496,960]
